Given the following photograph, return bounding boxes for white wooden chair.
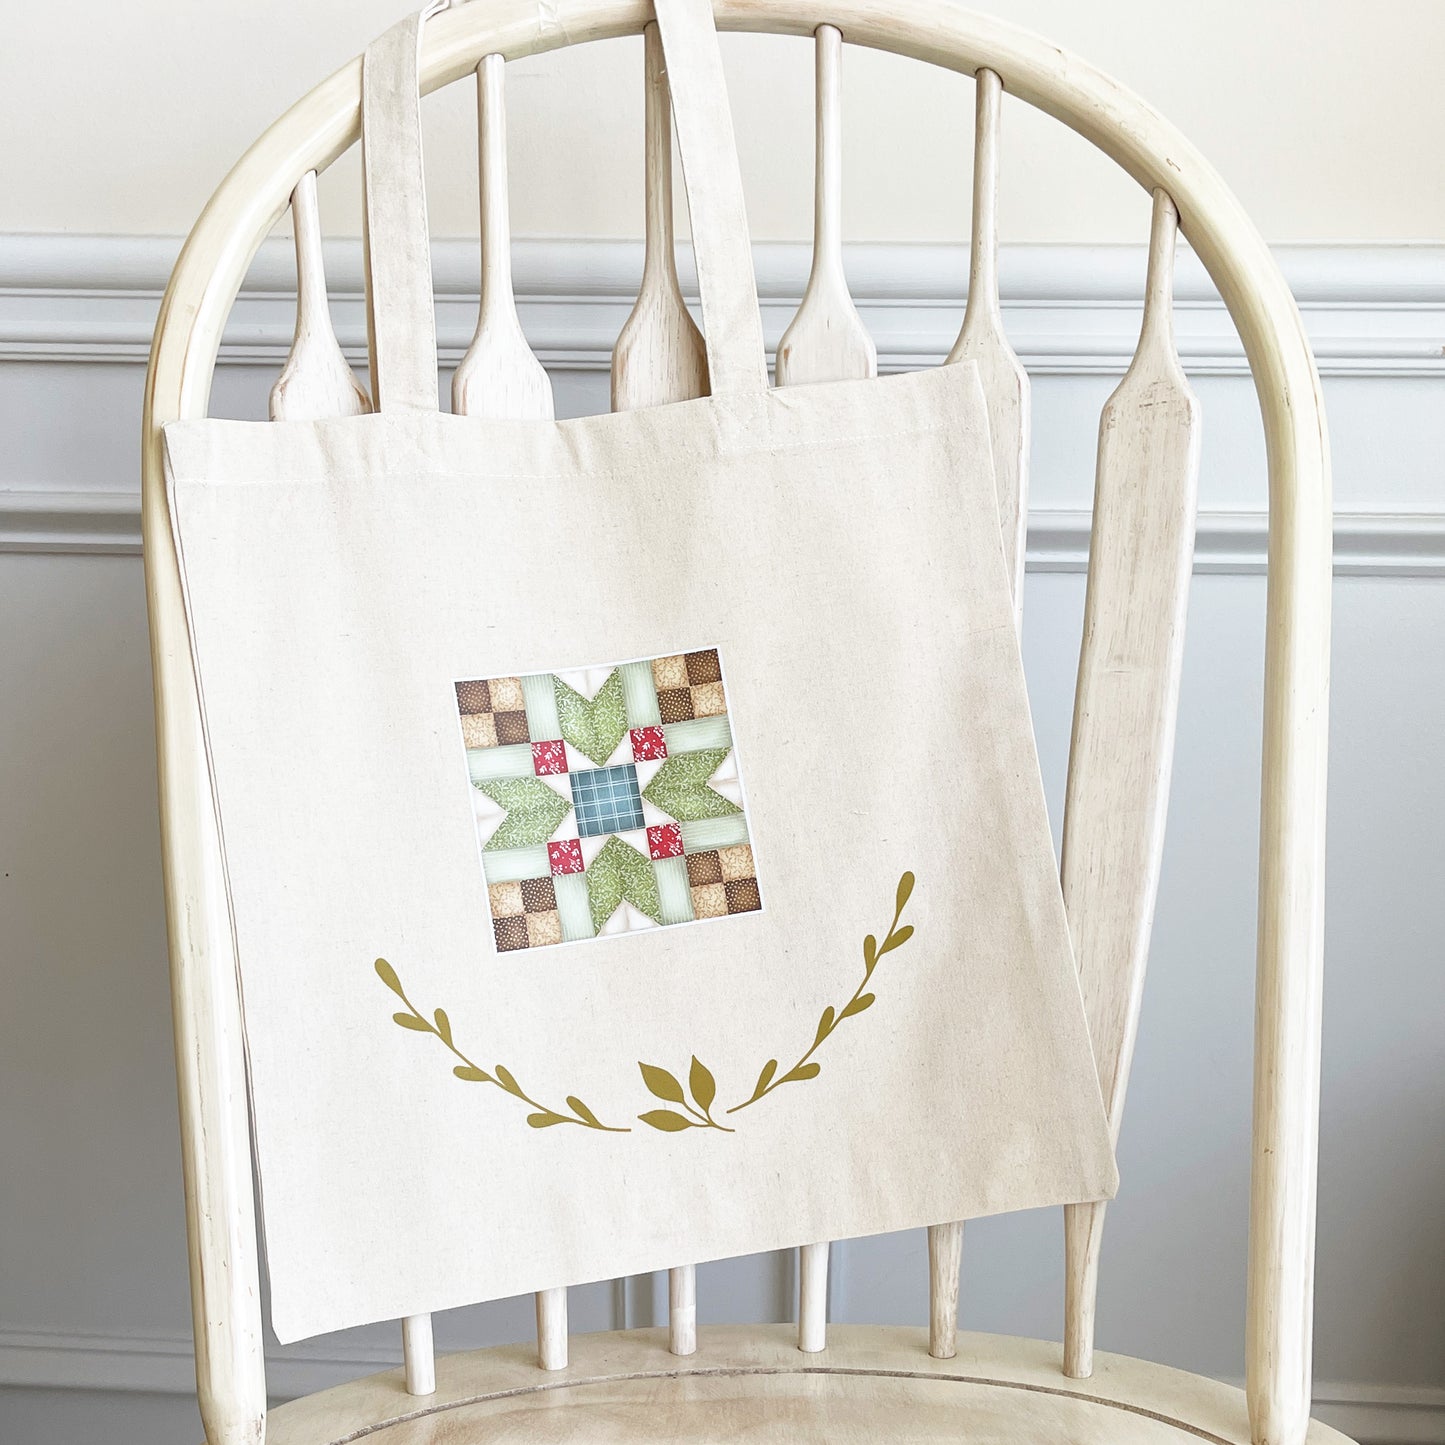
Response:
[140,2,1335,1442]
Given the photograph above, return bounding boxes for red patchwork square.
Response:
[630,725,668,761]
[547,838,584,875]
[531,738,568,775]
[647,823,684,860]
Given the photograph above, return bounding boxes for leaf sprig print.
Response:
[725,870,915,1116]
[375,959,628,1132]
[635,1056,734,1132]
[375,872,915,1137]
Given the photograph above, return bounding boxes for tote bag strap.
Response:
[360,0,767,410]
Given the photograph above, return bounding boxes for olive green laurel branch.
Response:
[374,958,629,1132]
[374,871,915,1136]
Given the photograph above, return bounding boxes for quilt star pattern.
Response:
[455,649,763,953]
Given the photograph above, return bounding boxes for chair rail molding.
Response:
[3,233,1444,568]
[3,234,1444,375]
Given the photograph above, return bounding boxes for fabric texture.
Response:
[164,0,1117,1344]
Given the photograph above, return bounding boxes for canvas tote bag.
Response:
[164,0,1117,1343]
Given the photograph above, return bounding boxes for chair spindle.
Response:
[612,23,708,411]
[268,171,370,422]
[611,24,710,1354]
[1060,188,1200,1379]
[452,53,555,420]
[775,26,877,1353]
[797,1241,829,1353]
[774,24,875,386]
[946,67,1029,619]
[401,1312,436,1395]
[446,49,560,1370]
[929,65,1029,1352]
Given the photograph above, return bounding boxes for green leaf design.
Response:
[863,934,878,971]
[453,1064,490,1082]
[392,1012,430,1031]
[814,1006,835,1046]
[587,836,663,931]
[639,1109,696,1132]
[433,1008,452,1046]
[689,1056,717,1112]
[641,747,743,823]
[781,1062,821,1084]
[476,776,572,851]
[494,1064,522,1097]
[554,669,628,766]
[527,1112,568,1128]
[640,1062,686,1104]
[841,993,875,1019]
[752,1058,778,1099]
[375,958,404,997]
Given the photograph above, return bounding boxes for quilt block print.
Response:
[456,650,762,952]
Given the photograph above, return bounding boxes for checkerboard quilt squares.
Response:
[652,649,727,723]
[487,877,563,953]
[456,676,530,750]
[455,649,761,951]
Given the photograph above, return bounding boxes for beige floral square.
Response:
[718,844,755,882]
[691,681,727,717]
[489,676,525,712]
[690,882,728,919]
[487,881,524,917]
[651,654,689,690]
[461,712,498,749]
[526,911,563,947]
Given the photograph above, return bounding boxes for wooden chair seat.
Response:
[265,1328,1355,1445]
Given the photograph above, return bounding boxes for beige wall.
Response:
[3,0,1444,243]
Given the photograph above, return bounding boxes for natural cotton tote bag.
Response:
[164,0,1117,1342]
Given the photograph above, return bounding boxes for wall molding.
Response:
[5,487,1444,578]
[0,1325,1440,1443]
[2,234,1444,377]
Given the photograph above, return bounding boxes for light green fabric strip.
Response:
[467,743,534,782]
[480,845,551,883]
[619,659,662,728]
[663,715,732,754]
[654,856,695,926]
[554,873,594,942]
[521,672,561,741]
[679,814,750,852]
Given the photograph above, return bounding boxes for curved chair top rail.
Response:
[140,5,1331,1444]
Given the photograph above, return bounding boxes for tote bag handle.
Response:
[361,0,769,412]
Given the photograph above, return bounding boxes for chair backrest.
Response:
[140,4,1331,1444]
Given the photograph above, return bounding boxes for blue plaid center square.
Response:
[569,763,646,839]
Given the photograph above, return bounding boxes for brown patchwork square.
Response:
[652,654,690,690]
[686,850,723,886]
[685,648,722,686]
[526,911,563,947]
[519,876,556,912]
[456,678,491,713]
[691,882,728,919]
[493,914,530,951]
[718,844,755,882]
[657,688,695,724]
[724,877,762,914]
[494,709,531,745]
